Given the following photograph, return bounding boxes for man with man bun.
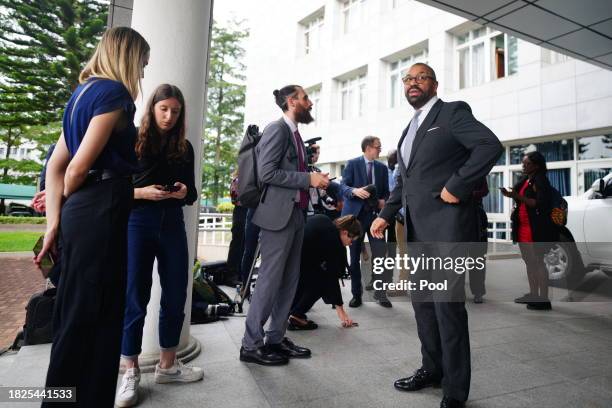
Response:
[240,85,329,366]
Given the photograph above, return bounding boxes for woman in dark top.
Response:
[115,84,201,407]
[33,27,150,407]
[288,214,361,329]
[501,151,559,311]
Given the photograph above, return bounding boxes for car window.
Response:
[604,179,612,198]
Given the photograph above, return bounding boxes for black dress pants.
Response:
[42,178,133,408]
[410,243,471,402]
[227,205,247,279]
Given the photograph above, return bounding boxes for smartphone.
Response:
[33,235,54,278]
[162,184,181,192]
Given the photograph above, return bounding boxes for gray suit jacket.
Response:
[379,99,503,242]
[252,117,310,231]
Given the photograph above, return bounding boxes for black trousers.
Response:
[291,285,321,319]
[43,178,133,408]
[468,242,487,297]
[227,205,247,278]
[410,242,471,402]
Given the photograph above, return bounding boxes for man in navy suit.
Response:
[341,136,390,308]
[371,63,502,408]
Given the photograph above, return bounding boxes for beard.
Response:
[405,87,431,108]
[295,106,314,124]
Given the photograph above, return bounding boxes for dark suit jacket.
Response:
[380,99,503,242]
[340,156,389,217]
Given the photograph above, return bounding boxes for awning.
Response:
[0,183,37,200]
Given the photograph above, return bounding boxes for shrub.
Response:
[216,202,235,213]
[0,216,46,224]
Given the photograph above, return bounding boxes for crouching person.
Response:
[289,215,361,330]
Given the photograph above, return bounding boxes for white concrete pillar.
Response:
[130,0,213,370]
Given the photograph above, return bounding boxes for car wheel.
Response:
[545,233,585,288]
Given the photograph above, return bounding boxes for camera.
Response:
[303,137,321,165]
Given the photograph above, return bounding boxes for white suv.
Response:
[545,172,612,287]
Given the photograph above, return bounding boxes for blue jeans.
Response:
[121,204,188,358]
[240,208,261,283]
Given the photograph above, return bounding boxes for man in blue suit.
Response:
[341,136,390,308]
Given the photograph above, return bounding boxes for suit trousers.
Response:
[242,207,305,349]
[409,242,471,402]
[348,210,388,297]
[43,177,132,408]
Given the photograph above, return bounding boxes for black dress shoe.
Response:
[440,395,465,408]
[267,337,311,359]
[349,296,362,308]
[514,293,536,304]
[287,316,318,331]
[373,291,393,308]
[394,367,441,392]
[527,300,552,310]
[365,283,374,291]
[239,346,288,365]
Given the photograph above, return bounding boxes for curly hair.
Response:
[136,84,187,161]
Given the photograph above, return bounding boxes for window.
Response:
[388,48,428,108]
[308,87,321,123]
[483,172,504,213]
[303,15,324,55]
[0,147,5,157]
[342,0,366,34]
[510,139,574,164]
[495,147,507,165]
[455,27,518,89]
[491,34,517,78]
[578,135,612,160]
[339,74,367,120]
[547,168,571,196]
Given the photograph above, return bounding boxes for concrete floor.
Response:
[1,257,612,407]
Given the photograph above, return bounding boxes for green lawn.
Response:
[0,231,41,252]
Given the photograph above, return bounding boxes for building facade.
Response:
[244,0,612,240]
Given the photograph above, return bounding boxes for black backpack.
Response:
[237,125,264,208]
[237,123,290,208]
[23,288,56,345]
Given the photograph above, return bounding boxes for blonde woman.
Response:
[34,27,150,407]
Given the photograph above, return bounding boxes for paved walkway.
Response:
[1,258,612,407]
[0,255,45,350]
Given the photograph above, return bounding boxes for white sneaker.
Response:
[115,367,140,407]
[154,359,203,384]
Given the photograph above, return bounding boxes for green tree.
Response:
[0,0,108,184]
[202,20,247,206]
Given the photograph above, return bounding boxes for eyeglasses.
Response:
[402,74,434,84]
